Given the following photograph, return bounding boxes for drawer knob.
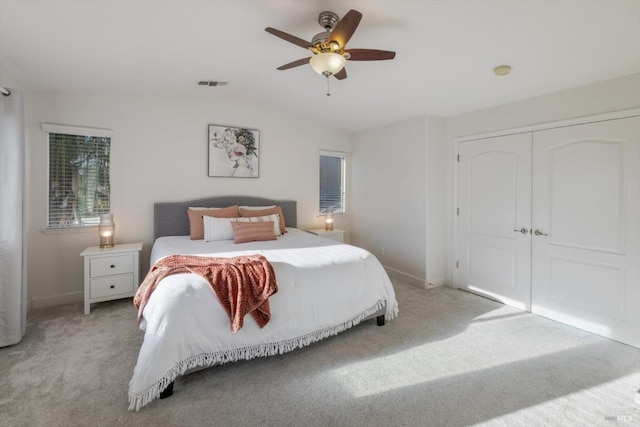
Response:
[110,285,115,289]
[110,264,115,268]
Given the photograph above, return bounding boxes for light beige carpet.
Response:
[2,281,639,427]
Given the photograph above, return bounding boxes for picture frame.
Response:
[208,124,259,178]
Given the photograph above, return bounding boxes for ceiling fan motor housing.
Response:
[318,11,339,31]
[313,11,341,53]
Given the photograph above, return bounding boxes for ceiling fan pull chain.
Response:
[326,75,331,96]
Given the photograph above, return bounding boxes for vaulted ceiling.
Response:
[1,0,639,132]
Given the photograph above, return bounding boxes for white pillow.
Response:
[204,214,282,241]
[239,205,276,210]
[203,216,235,241]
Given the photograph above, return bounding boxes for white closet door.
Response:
[458,133,532,310]
[532,117,640,347]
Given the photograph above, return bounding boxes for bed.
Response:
[128,196,398,410]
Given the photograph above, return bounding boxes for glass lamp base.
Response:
[100,236,114,248]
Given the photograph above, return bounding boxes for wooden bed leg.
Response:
[159,381,174,399]
[376,315,385,326]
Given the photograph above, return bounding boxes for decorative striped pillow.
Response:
[235,213,282,236]
[203,214,282,242]
[230,221,276,243]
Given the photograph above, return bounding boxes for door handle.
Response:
[534,229,548,236]
[513,228,529,234]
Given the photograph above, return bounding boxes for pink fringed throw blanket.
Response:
[134,254,277,333]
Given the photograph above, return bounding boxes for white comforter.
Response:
[128,228,398,410]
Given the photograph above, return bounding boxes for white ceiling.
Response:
[1,0,639,132]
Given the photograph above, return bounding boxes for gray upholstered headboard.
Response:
[153,196,297,240]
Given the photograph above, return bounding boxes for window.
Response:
[43,124,112,229]
[319,151,346,214]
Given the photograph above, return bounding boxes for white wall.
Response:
[351,115,447,287]
[448,73,640,138]
[425,116,446,287]
[351,116,429,284]
[26,91,351,307]
[0,61,25,90]
[445,72,640,285]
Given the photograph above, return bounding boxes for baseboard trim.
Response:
[31,291,83,309]
[426,277,446,288]
[384,266,426,289]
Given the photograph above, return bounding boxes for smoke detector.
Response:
[493,65,512,76]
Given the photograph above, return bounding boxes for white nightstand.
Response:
[81,242,143,314]
[307,228,345,243]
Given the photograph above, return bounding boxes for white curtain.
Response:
[0,88,26,347]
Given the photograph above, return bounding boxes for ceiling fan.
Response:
[265,9,396,85]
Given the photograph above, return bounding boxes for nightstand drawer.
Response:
[90,254,134,277]
[91,274,135,298]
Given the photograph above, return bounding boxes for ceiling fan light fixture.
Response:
[310,52,346,76]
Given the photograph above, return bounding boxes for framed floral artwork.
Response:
[208,125,259,178]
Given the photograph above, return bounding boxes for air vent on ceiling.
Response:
[198,81,228,87]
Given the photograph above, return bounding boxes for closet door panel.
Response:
[532,117,640,347]
[547,140,624,252]
[458,133,532,310]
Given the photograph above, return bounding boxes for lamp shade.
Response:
[310,52,346,76]
[98,213,115,248]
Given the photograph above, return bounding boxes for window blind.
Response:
[48,133,111,228]
[319,153,346,213]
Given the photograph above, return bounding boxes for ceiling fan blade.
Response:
[265,27,313,50]
[328,9,362,49]
[333,68,347,80]
[277,57,311,70]
[346,49,396,61]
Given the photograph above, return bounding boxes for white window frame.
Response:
[319,150,347,215]
[42,123,113,230]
